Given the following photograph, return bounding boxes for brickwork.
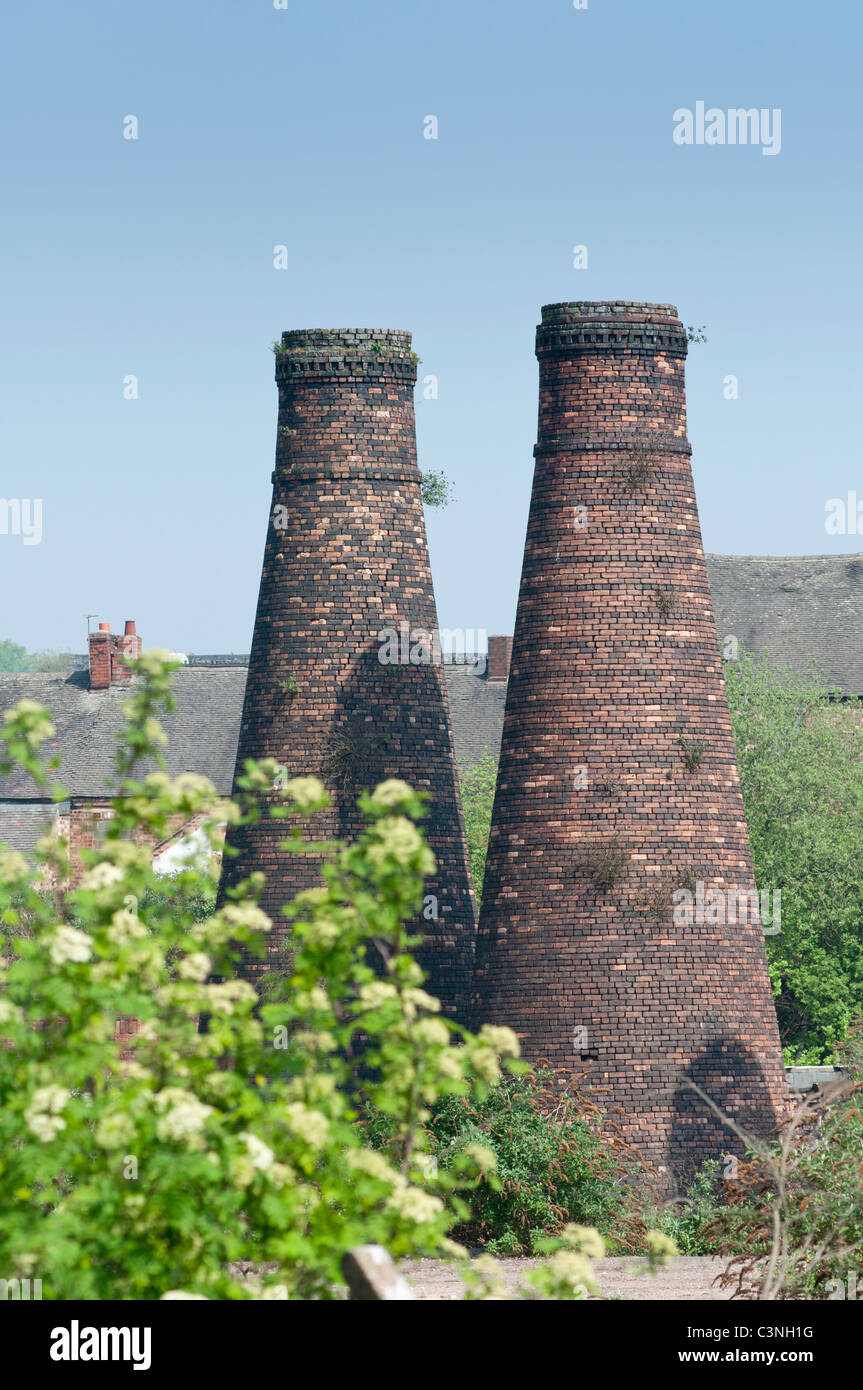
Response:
[219,329,476,1019]
[486,635,513,682]
[472,302,788,1186]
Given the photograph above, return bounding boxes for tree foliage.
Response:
[0,639,29,673]
[459,754,498,905]
[0,640,78,673]
[724,650,863,1062]
[423,1066,652,1255]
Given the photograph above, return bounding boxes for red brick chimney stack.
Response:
[88,623,113,691]
[117,620,142,681]
[472,301,788,1186]
[486,635,513,682]
[88,620,142,690]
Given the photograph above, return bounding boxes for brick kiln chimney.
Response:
[218,328,476,1019]
[88,620,142,690]
[472,301,787,1186]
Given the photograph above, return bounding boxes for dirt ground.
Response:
[401,1254,734,1300]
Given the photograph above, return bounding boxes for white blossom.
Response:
[177,951,212,982]
[369,780,414,810]
[79,862,124,891]
[242,1132,274,1171]
[284,1102,329,1148]
[25,1085,68,1143]
[48,924,93,966]
[478,1024,520,1058]
[284,776,327,812]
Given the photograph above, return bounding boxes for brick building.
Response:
[0,627,246,873]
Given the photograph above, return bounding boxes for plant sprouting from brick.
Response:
[420,471,454,509]
[677,735,705,774]
[579,839,630,890]
[654,585,676,618]
[675,862,713,895]
[624,448,656,494]
[409,351,422,369]
[637,878,673,920]
[322,728,389,789]
[596,778,623,797]
[279,676,299,698]
[686,325,708,345]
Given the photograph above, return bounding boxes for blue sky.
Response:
[1,0,860,654]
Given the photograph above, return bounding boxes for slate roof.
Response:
[0,669,246,800]
[705,554,863,694]
[0,665,508,852]
[3,552,861,850]
[445,666,507,766]
[0,800,68,851]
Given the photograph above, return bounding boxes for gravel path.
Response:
[402,1254,733,1301]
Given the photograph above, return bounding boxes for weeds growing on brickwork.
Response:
[654,585,676,618]
[623,446,657,493]
[321,727,389,789]
[579,839,631,889]
[420,470,454,509]
[595,777,623,797]
[677,734,706,773]
[636,877,674,921]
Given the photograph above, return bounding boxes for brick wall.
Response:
[472,301,788,1187]
[218,328,476,1019]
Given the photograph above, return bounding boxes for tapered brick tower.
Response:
[473,302,787,1185]
[219,329,475,1020]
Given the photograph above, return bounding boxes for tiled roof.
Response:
[705,553,863,693]
[0,665,507,850]
[0,800,68,852]
[0,668,246,800]
[444,666,507,766]
[4,551,859,849]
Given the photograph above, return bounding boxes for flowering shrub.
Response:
[0,652,601,1300]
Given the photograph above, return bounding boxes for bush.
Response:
[0,655,534,1300]
[402,1066,652,1254]
[654,1160,726,1255]
[419,471,453,509]
[679,1025,863,1299]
